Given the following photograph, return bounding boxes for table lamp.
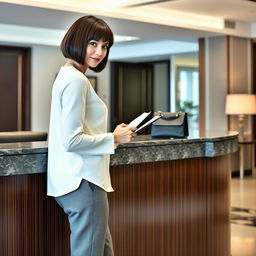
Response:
[225,94,256,139]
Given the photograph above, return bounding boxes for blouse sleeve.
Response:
[60,79,115,155]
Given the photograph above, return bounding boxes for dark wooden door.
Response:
[0,46,31,131]
[110,62,153,131]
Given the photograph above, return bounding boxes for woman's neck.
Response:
[65,59,88,74]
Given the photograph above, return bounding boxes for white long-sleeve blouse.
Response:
[47,66,115,197]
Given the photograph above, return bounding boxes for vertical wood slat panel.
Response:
[109,158,210,256]
[0,156,230,256]
[206,155,231,256]
[0,174,70,256]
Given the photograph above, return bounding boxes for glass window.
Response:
[175,66,199,130]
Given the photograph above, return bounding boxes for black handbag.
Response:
[151,111,189,138]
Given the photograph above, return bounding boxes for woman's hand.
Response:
[113,123,137,148]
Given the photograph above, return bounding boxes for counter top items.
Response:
[151,111,188,138]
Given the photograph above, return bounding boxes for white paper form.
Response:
[134,115,161,133]
[128,112,151,127]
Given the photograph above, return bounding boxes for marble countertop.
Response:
[0,131,238,176]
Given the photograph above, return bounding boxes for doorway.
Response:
[0,46,31,131]
[110,61,170,131]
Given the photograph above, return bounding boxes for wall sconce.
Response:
[225,94,256,139]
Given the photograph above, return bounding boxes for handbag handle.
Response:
[161,115,180,121]
[156,111,180,120]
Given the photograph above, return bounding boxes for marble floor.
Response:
[231,176,256,256]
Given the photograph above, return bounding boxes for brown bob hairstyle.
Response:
[61,15,114,73]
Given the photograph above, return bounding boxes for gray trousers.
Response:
[55,179,114,256]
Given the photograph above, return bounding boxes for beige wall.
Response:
[31,45,64,132]
[204,36,228,132]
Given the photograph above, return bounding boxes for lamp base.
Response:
[238,114,245,140]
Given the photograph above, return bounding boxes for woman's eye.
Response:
[89,41,109,49]
[90,41,97,47]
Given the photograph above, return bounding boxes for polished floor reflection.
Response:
[231,176,256,256]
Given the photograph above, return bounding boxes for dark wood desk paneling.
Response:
[0,174,70,256]
[110,156,230,256]
[0,155,231,256]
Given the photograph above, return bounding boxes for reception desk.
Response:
[0,131,238,256]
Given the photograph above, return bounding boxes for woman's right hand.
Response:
[113,123,137,148]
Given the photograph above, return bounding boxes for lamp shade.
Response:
[225,94,256,115]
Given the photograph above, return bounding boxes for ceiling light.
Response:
[114,35,140,43]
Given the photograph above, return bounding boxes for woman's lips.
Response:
[90,57,100,62]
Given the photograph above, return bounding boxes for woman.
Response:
[47,15,136,256]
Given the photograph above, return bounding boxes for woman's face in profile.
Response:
[85,39,109,68]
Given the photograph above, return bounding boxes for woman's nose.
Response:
[95,46,102,56]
